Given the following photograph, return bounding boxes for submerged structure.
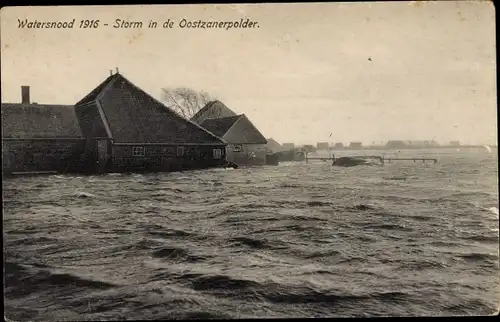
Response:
[2,72,228,176]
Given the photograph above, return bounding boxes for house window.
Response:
[132,146,145,157]
[233,145,242,152]
[177,146,185,157]
[213,148,222,159]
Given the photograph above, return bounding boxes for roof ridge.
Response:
[232,114,267,144]
[96,73,121,101]
[191,101,215,119]
[199,114,241,126]
[224,114,244,137]
[75,73,118,106]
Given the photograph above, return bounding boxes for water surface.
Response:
[3,148,499,319]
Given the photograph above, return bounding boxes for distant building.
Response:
[385,140,408,149]
[265,138,285,153]
[190,100,238,125]
[317,142,329,150]
[302,145,316,153]
[406,140,440,148]
[199,114,268,166]
[449,141,460,146]
[349,142,363,149]
[333,142,344,149]
[282,143,295,150]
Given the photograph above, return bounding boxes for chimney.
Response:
[21,86,30,104]
[109,69,113,76]
[116,67,119,74]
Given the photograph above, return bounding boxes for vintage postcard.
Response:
[1,2,498,320]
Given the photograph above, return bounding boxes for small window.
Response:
[177,146,185,157]
[132,146,145,157]
[213,148,222,159]
[233,145,242,152]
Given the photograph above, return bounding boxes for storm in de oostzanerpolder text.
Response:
[17,18,259,30]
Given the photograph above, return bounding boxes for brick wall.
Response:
[2,139,86,175]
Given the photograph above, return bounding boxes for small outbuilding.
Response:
[199,114,268,166]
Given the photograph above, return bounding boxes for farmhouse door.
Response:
[96,139,109,173]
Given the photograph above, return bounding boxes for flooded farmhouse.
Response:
[2,99,87,175]
[192,101,270,166]
[2,72,229,176]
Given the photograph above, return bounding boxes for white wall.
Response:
[226,143,267,166]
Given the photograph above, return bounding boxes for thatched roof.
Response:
[191,100,237,124]
[1,103,83,138]
[200,114,267,145]
[198,115,240,138]
[75,73,226,145]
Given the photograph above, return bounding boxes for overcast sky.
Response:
[1,2,496,146]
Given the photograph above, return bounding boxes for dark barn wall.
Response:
[2,139,87,175]
[110,145,227,173]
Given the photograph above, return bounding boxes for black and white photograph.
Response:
[2,2,498,319]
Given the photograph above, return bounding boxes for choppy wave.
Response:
[3,148,499,319]
[488,207,499,216]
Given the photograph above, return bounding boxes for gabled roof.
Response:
[1,103,83,138]
[76,74,116,106]
[198,115,240,138]
[200,114,267,145]
[74,73,226,145]
[266,138,285,152]
[191,100,237,124]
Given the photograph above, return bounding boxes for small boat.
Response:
[332,157,369,167]
[332,156,383,167]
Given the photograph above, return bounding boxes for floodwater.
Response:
[3,148,499,319]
